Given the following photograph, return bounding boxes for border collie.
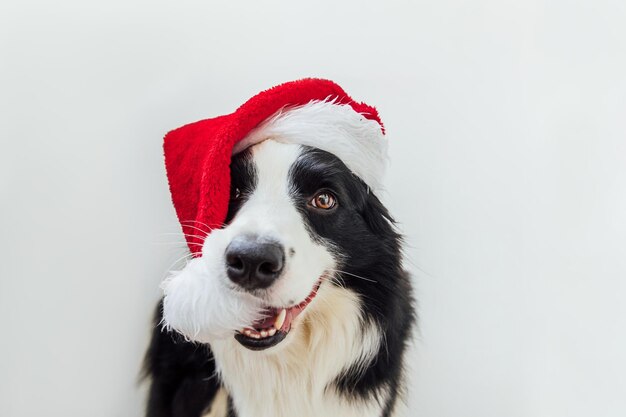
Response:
[143,110,415,417]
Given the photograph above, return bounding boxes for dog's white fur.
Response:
[233,100,388,192]
[163,140,397,417]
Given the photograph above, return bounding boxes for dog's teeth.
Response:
[268,328,277,336]
[252,333,260,339]
[244,329,251,336]
[260,330,268,338]
[274,308,287,330]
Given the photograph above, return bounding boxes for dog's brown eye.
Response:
[232,188,241,200]
[310,192,336,210]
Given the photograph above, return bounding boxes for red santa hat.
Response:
[164,78,387,254]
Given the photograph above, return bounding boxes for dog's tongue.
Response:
[251,307,297,332]
[253,310,279,329]
[246,283,320,333]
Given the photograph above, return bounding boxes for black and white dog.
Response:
[144,104,415,417]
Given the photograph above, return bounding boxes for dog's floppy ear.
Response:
[360,189,397,237]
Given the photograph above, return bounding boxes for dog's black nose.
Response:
[225,235,285,290]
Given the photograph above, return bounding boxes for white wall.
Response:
[1,1,625,416]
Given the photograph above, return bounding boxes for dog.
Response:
[143,87,416,417]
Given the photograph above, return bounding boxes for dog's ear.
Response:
[360,189,397,237]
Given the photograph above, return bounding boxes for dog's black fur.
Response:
[144,147,415,417]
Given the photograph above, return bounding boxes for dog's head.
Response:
[160,88,402,356]
[161,134,400,352]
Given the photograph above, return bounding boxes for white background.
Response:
[1,1,625,416]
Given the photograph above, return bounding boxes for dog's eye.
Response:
[310,192,337,210]
[232,188,241,200]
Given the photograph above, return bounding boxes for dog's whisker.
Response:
[152,241,205,246]
[327,269,378,283]
[177,224,210,237]
[180,219,224,231]
[182,233,206,240]
[158,232,205,238]
[163,251,199,277]
[329,272,346,288]
[324,273,347,290]
[159,232,208,242]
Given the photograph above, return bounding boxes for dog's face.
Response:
[162,139,393,351]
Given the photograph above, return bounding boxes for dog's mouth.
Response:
[234,280,322,351]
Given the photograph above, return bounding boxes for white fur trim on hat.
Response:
[232,100,388,192]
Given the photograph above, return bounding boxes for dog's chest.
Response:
[214,362,383,417]
[228,389,381,417]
